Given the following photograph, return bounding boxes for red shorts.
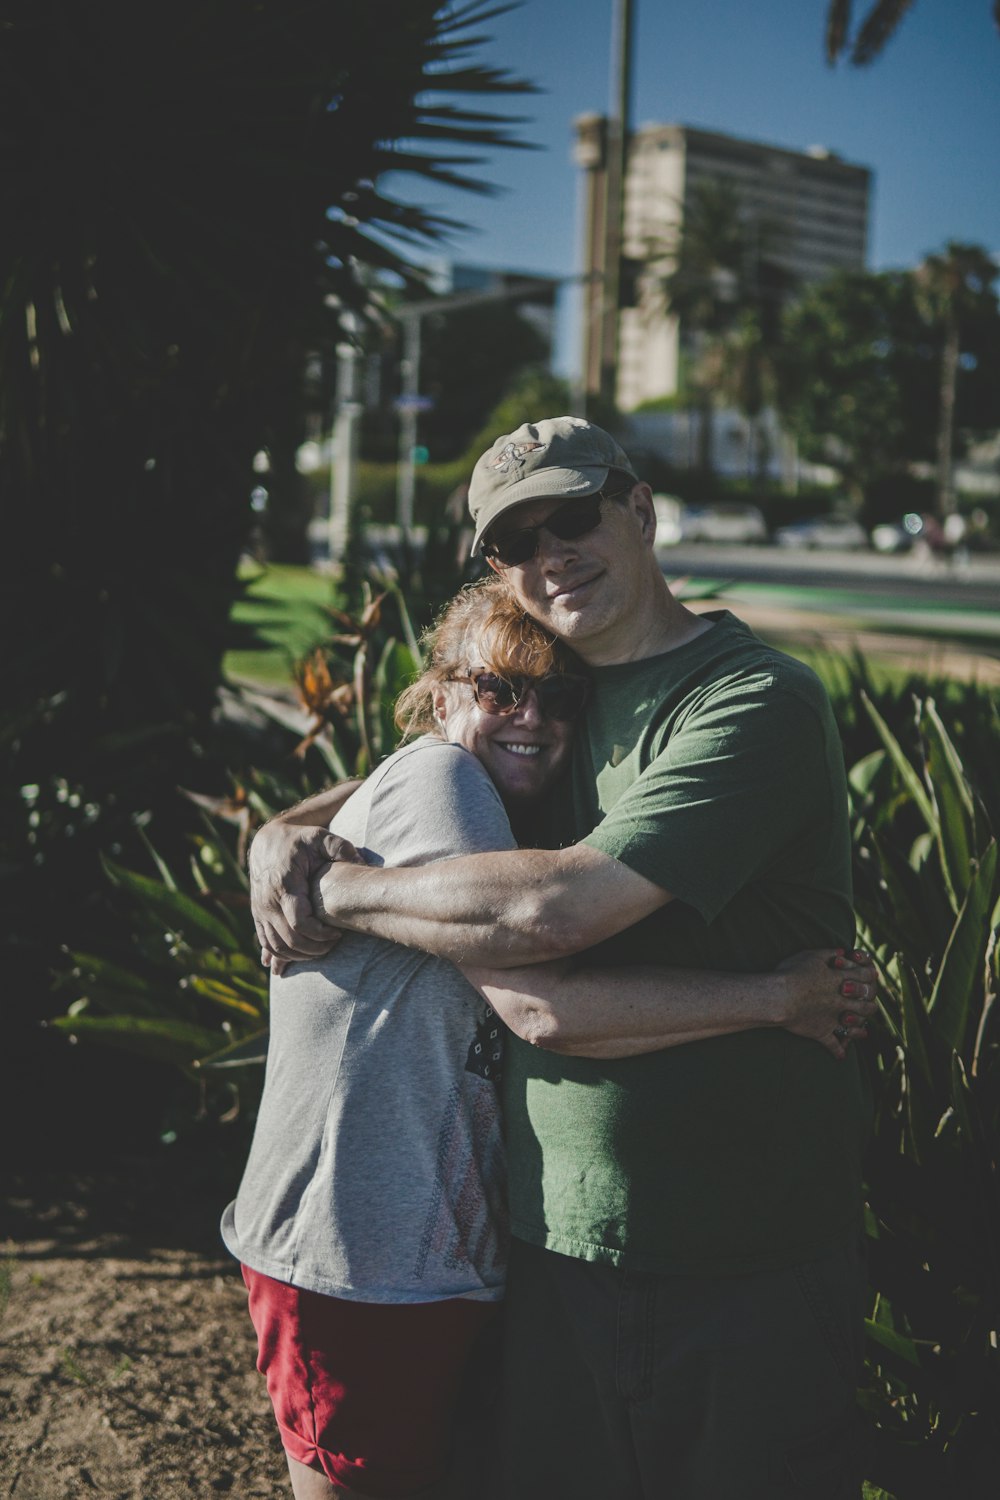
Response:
[241,1265,500,1497]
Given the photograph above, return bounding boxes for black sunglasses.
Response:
[456,670,590,721]
[483,488,632,568]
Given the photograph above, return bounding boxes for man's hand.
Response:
[249,821,362,973]
[776,948,878,1060]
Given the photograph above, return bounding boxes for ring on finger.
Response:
[833,1023,851,1041]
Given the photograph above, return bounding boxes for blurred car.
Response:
[651,494,687,547]
[774,514,868,551]
[678,502,768,545]
[870,512,950,555]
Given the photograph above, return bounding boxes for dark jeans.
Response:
[500,1234,866,1500]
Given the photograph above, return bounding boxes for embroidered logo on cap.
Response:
[487,440,546,475]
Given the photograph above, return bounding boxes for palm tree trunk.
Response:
[936,315,958,519]
[754,415,771,483]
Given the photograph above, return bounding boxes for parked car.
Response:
[774,514,869,551]
[680,502,769,545]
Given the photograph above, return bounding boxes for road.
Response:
[657,544,1000,612]
[658,543,1000,683]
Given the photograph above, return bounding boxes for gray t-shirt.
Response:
[221,737,517,1303]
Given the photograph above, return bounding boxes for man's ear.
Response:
[632,484,657,544]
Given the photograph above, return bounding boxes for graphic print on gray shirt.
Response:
[221,738,518,1303]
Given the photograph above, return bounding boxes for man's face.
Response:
[484,486,656,662]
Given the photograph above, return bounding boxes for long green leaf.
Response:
[60,951,158,995]
[101,856,239,950]
[922,700,975,907]
[187,976,263,1018]
[898,963,934,1092]
[928,842,997,1055]
[385,579,422,664]
[194,811,250,891]
[57,952,191,1019]
[135,824,179,892]
[862,692,937,833]
[848,748,887,800]
[948,1053,984,1149]
[196,1027,270,1069]
[195,947,269,989]
[48,1014,222,1066]
[864,1316,921,1368]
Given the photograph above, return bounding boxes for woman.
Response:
[224,579,873,1500]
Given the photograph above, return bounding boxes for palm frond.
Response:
[851,0,918,64]
[825,0,854,62]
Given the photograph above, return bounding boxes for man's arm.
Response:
[249,782,363,965]
[309,841,672,968]
[268,782,363,829]
[461,949,877,1062]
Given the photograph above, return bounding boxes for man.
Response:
[251,416,872,1499]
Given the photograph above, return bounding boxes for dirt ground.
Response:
[1,1168,289,1500]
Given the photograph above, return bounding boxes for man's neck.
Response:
[581,583,714,668]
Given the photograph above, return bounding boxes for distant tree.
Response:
[914,243,999,518]
[661,179,795,477]
[462,367,574,464]
[778,261,1000,517]
[776,270,937,513]
[825,1,1000,65]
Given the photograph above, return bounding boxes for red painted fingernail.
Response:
[841,1011,861,1025]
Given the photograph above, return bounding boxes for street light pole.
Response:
[393,278,562,537]
[396,315,421,539]
[329,312,361,567]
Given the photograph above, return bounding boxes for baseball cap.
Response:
[468,416,638,554]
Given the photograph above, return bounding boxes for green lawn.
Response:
[224,563,341,688]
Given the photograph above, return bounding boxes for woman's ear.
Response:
[431,685,449,727]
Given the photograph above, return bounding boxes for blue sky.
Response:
[394,0,1000,373]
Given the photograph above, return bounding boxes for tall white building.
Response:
[576,119,872,412]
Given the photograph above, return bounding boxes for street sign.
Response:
[394,395,435,412]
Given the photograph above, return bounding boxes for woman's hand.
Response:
[775,948,878,1060]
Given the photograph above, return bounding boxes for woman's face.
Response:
[432,639,578,809]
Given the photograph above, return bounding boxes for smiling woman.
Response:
[393,579,585,827]
[223,579,585,1499]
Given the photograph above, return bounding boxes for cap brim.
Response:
[471,467,609,554]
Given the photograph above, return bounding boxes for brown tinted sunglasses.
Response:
[455,670,590,721]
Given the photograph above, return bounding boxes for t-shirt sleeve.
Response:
[360,742,518,868]
[582,679,837,924]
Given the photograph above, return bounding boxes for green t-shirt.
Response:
[502,611,871,1276]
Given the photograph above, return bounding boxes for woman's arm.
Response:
[461,949,876,1063]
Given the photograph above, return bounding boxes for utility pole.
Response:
[598,0,635,410]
